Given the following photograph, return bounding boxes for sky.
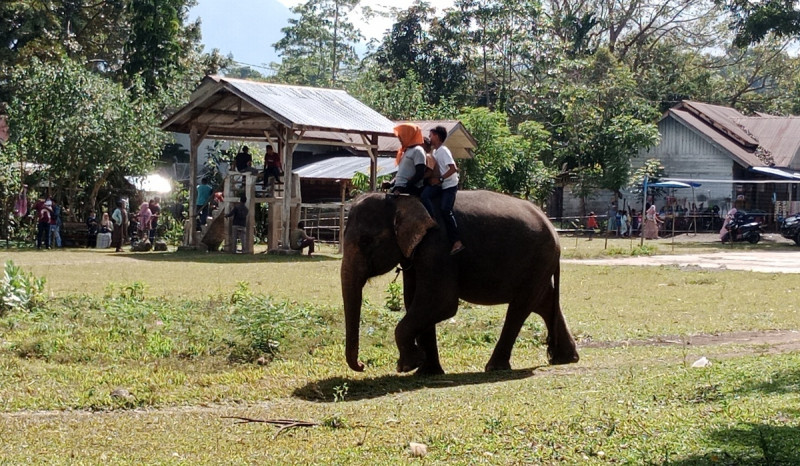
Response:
[188,0,456,72]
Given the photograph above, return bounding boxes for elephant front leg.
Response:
[395,317,426,373]
[415,326,444,376]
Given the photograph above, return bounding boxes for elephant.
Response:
[340,190,580,375]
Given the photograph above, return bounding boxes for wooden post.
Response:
[280,127,292,250]
[188,125,199,246]
[245,174,256,254]
[368,134,379,191]
[339,181,347,253]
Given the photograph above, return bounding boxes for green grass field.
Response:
[1,243,798,464]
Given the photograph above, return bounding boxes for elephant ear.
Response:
[394,196,437,258]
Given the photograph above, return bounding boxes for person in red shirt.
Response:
[262,145,283,186]
[34,199,51,249]
[586,211,598,240]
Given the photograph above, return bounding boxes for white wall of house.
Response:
[624,116,736,213]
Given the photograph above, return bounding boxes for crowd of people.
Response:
[20,193,162,252]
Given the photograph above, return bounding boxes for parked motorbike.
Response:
[721,212,763,244]
[780,213,800,245]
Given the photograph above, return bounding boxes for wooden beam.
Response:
[280,126,294,251]
[363,133,380,191]
[187,125,199,246]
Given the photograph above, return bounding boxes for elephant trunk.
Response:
[341,257,366,372]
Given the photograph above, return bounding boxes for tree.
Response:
[0,0,218,106]
[369,3,469,106]
[538,50,660,212]
[348,70,458,120]
[7,58,166,216]
[273,0,362,86]
[723,0,800,46]
[546,0,723,62]
[121,0,203,95]
[458,107,556,203]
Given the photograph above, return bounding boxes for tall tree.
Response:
[458,107,556,203]
[121,0,202,95]
[540,50,660,211]
[369,3,469,105]
[723,0,800,46]
[273,0,362,86]
[7,58,166,215]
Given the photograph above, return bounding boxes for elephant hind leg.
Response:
[541,267,579,365]
[485,298,534,372]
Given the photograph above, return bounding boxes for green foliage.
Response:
[7,57,167,215]
[122,0,197,94]
[0,260,46,316]
[228,282,316,359]
[384,281,403,313]
[459,107,556,203]
[368,3,469,106]
[724,0,800,47]
[273,0,362,86]
[540,51,660,196]
[348,69,459,120]
[629,158,668,203]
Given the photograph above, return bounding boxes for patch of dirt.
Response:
[580,329,800,350]
[565,250,800,273]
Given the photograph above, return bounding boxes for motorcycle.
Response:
[721,212,763,244]
[780,213,800,245]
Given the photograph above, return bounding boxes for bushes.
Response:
[228,282,319,361]
[1,260,46,316]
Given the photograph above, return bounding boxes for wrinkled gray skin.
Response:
[341,191,579,375]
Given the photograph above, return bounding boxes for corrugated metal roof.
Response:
[221,77,396,134]
[668,101,800,170]
[294,156,398,180]
[731,117,800,167]
[161,76,396,137]
[681,101,760,147]
[669,109,765,168]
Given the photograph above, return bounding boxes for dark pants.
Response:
[37,222,50,249]
[196,204,209,230]
[421,185,460,244]
[299,237,315,254]
[263,166,282,184]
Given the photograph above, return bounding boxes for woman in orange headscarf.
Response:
[391,123,427,195]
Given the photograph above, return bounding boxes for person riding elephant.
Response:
[341,191,579,375]
[390,123,426,196]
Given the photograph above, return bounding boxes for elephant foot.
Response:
[415,362,445,376]
[484,360,512,372]
[397,347,426,373]
[547,346,580,365]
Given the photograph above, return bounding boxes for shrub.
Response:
[228,282,313,359]
[384,281,403,312]
[1,260,46,316]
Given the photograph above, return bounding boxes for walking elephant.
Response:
[340,190,579,375]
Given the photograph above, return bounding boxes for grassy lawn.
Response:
[1,246,799,464]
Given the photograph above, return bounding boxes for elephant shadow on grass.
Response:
[292,367,540,402]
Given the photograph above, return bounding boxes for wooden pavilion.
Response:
[161,75,396,253]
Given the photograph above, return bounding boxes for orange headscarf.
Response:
[393,123,424,165]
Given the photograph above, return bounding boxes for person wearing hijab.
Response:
[391,123,426,195]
